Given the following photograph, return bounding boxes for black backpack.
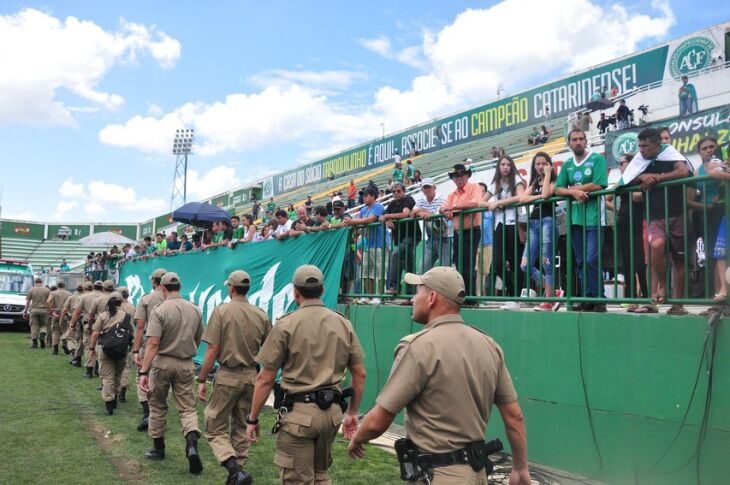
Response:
[99,314,133,360]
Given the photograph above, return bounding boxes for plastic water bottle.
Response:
[446,219,454,237]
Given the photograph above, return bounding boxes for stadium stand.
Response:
[0,236,108,271]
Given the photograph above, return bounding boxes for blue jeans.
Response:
[521,218,555,288]
[571,225,602,298]
[423,236,452,271]
[387,239,415,293]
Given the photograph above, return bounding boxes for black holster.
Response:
[339,387,353,413]
[394,438,433,483]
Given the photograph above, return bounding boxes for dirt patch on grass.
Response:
[83,416,145,482]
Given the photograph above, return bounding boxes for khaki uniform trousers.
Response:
[72,323,84,357]
[409,464,488,485]
[135,345,147,403]
[83,328,97,368]
[29,310,49,339]
[121,352,133,389]
[275,402,343,485]
[51,315,66,346]
[99,350,126,401]
[203,366,256,466]
[148,355,200,439]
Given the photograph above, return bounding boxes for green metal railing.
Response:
[343,175,730,309]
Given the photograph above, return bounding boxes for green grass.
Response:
[0,330,401,484]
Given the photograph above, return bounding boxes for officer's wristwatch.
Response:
[245,415,259,425]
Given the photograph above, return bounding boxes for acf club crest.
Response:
[669,37,715,78]
[612,132,639,161]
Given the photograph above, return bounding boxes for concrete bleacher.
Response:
[0,237,107,271]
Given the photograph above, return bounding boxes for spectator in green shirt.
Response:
[231,216,245,240]
[266,198,276,214]
[153,233,167,254]
[392,162,404,183]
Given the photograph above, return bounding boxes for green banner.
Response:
[605,103,730,166]
[0,221,45,239]
[93,224,137,240]
[139,221,154,239]
[47,224,90,241]
[119,229,350,363]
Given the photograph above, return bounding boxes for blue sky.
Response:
[1,0,728,222]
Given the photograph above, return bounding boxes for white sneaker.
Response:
[501,301,521,311]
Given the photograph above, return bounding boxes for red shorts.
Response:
[647,216,686,260]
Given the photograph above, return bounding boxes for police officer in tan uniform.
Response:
[61,284,84,358]
[68,282,94,366]
[118,286,136,402]
[90,292,135,416]
[23,277,51,349]
[138,272,204,475]
[349,267,531,484]
[70,280,104,377]
[47,281,72,355]
[133,268,167,431]
[89,280,117,379]
[197,270,272,485]
[247,264,367,485]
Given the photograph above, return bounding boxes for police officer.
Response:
[47,281,72,354]
[118,286,136,403]
[348,267,531,484]
[60,284,84,358]
[70,280,104,377]
[23,277,51,349]
[90,292,135,415]
[89,280,117,379]
[197,270,271,485]
[133,268,167,431]
[68,282,94,366]
[247,264,367,484]
[138,272,204,475]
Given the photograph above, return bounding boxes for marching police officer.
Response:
[349,267,531,484]
[138,272,204,475]
[75,280,104,378]
[47,281,71,354]
[68,281,94,366]
[132,268,167,431]
[117,286,136,403]
[197,270,272,485]
[23,277,51,349]
[60,284,84,358]
[246,264,367,484]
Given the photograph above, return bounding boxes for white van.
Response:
[0,259,34,329]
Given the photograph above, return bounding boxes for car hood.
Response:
[0,293,27,305]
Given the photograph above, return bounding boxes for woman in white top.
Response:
[239,214,258,243]
[486,155,525,296]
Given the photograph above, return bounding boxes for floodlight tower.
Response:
[170,129,195,211]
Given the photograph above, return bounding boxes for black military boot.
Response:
[145,437,165,460]
[112,397,118,409]
[31,339,38,349]
[185,431,203,475]
[71,356,82,367]
[62,340,70,354]
[94,362,99,377]
[119,387,127,403]
[104,400,114,416]
[84,367,94,378]
[224,457,253,485]
[137,402,149,431]
[39,334,46,348]
[53,345,59,355]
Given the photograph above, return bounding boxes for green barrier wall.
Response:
[337,304,729,485]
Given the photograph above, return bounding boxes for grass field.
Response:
[0,330,401,484]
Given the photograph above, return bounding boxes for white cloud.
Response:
[360,35,391,57]
[186,165,242,201]
[53,200,78,219]
[360,35,426,69]
[249,69,363,91]
[59,179,84,198]
[3,210,36,220]
[0,8,181,125]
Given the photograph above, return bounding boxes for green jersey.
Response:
[212,231,224,244]
[266,201,276,213]
[555,151,607,226]
[392,168,403,183]
[231,227,245,240]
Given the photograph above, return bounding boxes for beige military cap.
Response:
[225,270,251,286]
[292,265,324,288]
[160,272,181,286]
[151,268,168,279]
[83,281,93,290]
[103,280,115,291]
[404,266,466,304]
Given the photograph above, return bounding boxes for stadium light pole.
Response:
[170,129,195,211]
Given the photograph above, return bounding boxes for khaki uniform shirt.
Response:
[202,298,272,368]
[89,292,114,321]
[146,295,203,360]
[257,299,365,394]
[63,293,81,315]
[376,314,518,454]
[27,286,51,311]
[75,290,103,321]
[93,309,133,334]
[134,288,165,330]
[48,288,71,311]
[121,301,136,317]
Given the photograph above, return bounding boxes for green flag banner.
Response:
[119,229,350,363]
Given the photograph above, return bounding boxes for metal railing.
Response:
[343,175,730,309]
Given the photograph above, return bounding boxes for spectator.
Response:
[153,233,167,254]
[590,88,601,102]
[304,196,313,216]
[606,154,648,309]
[60,259,70,272]
[308,206,332,232]
[490,146,500,159]
[266,197,276,215]
[616,100,631,130]
[412,178,450,271]
[123,244,136,259]
[519,152,557,311]
[704,162,730,311]
[440,163,483,297]
[570,112,581,131]
[622,128,692,314]
[597,113,611,135]
[288,206,315,237]
[230,216,245,241]
[201,228,214,248]
[166,232,181,252]
[404,159,416,185]
[143,236,154,254]
[678,75,698,116]
[287,204,296,220]
[379,189,385,198]
[555,129,608,312]
[412,169,423,184]
[238,214,257,243]
[610,85,619,98]
[485,155,525,300]
[476,183,493,298]
[386,179,394,194]
[527,126,540,145]
[273,210,293,240]
[344,187,386,297]
[392,162,404,184]
[215,220,234,246]
[252,200,261,221]
[659,126,671,144]
[347,179,357,209]
[579,111,593,132]
[380,182,420,295]
[544,107,551,122]
[329,200,352,228]
[262,210,272,224]
[537,125,551,143]
[179,234,193,252]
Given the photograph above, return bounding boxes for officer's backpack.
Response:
[99,313,133,360]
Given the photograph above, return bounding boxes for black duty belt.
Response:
[220,363,255,370]
[426,447,473,468]
[288,389,342,405]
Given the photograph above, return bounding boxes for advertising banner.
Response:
[47,224,91,240]
[119,229,350,363]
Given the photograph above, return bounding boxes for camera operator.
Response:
[615,99,631,130]
[597,113,612,134]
